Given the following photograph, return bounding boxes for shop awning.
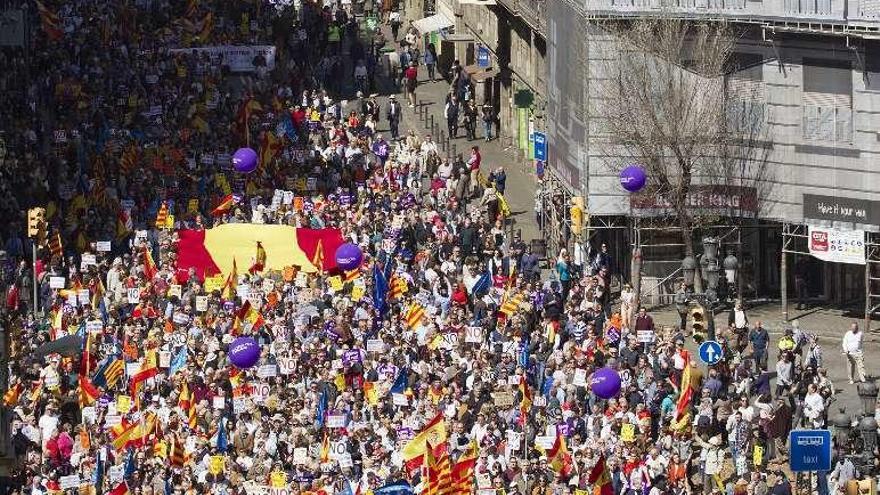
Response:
[443,32,475,42]
[464,65,500,82]
[412,13,455,34]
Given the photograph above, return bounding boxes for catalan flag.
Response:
[187,400,198,430]
[499,291,525,318]
[169,435,190,467]
[155,202,169,229]
[142,246,158,280]
[48,231,63,258]
[451,441,478,495]
[34,0,63,41]
[404,302,425,330]
[249,241,266,274]
[120,143,139,174]
[93,357,124,389]
[425,442,455,495]
[389,275,408,300]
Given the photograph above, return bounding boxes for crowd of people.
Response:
[0,0,877,495]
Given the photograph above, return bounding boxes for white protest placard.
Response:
[127,288,140,304]
[86,320,103,333]
[81,407,96,424]
[534,396,547,408]
[366,339,383,353]
[476,473,492,489]
[257,364,278,379]
[108,465,124,484]
[262,278,275,292]
[49,276,65,289]
[251,383,270,403]
[236,284,251,299]
[327,414,346,428]
[125,362,141,377]
[104,415,121,427]
[507,375,520,386]
[77,289,90,306]
[195,295,208,312]
[295,271,308,288]
[573,368,588,387]
[168,284,182,298]
[392,393,408,406]
[96,241,112,252]
[67,292,77,306]
[465,326,483,343]
[293,447,308,465]
[506,430,522,449]
[535,435,556,449]
[637,330,655,343]
[159,351,171,368]
[233,397,247,414]
[337,453,353,468]
[278,357,296,375]
[441,333,458,350]
[329,440,347,460]
[212,396,226,410]
[82,254,97,266]
[58,475,80,488]
[331,359,343,370]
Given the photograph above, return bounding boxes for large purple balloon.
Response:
[619,165,647,193]
[590,367,622,399]
[335,243,364,271]
[233,147,259,174]
[228,336,261,368]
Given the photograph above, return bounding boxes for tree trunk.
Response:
[631,247,642,329]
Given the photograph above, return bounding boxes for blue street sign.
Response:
[789,429,832,472]
[534,132,547,161]
[477,45,490,68]
[698,340,723,365]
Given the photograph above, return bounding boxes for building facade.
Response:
[547,0,880,304]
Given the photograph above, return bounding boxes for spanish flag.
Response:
[233,300,265,335]
[222,259,238,300]
[587,455,614,495]
[259,131,282,170]
[129,362,159,397]
[3,383,22,407]
[249,241,266,274]
[363,381,380,406]
[79,374,101,408]
[111,414,156,451]
[544,433,572,477]
[108,482,130,495]
[34,0,63,41]
[211,193,237,217]
[674,360,693,430]
[178,382,192,411]
[320,430,330,463]
[401,413,447,462]
[142,247,158,280]
[518,375,532,425]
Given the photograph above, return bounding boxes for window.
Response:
[802,58,852,143]
[725,53,766,134]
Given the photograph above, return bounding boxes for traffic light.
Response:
[690,306,706,343]
[570,196,585,236]
[27,207,46,239]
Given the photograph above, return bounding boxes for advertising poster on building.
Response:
[807,226,865,265]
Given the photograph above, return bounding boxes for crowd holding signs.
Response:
[0,0,875,494]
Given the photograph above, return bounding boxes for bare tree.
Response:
[594,17,772,310]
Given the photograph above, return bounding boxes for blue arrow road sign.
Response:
[789,429,832,472]
[698,340,723,365]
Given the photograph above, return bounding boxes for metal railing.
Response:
[497,0,547,34]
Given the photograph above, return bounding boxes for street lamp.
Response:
[857,414,878,473]
[723,251,738,286]
[857,382,878,415]
[830,407,852,448]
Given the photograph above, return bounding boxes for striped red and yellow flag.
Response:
[221,259,238,300]
[344,269,361,283]
[34,0,63,41]
[311,239,325,272]
[451,441,478,495]
[518,375,532,425]
[499,291,524,318]
[404,302,425,330]
[103,358,125,389]
[142,246,158,279]
[78,374,101,408]
[120,144,139,173]
[178,382,192,411]
[169,434,190,467]
[155,202,168,229]
[426,442,456,495]
[389,275,408,299]
[48,231,63,258]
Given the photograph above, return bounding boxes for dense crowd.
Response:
[0,1,877,495]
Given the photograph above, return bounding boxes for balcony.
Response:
[497,0,547,35]
[568,0,880,31]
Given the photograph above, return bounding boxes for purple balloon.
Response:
[619,165,647,193]
[233,147,259,174]
[334,243,364,271]
[228,336,261,369]
[590,367,622,399]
